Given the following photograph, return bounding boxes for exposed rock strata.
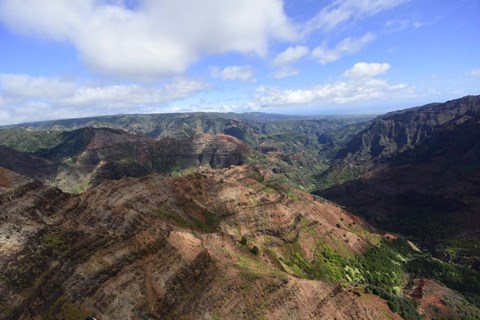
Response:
[0,165,404,319]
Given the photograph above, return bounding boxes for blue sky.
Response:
[0,0,479,124]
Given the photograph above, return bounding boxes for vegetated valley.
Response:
[0,95,479,319]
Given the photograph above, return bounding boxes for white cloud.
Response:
[344,62,390,79]
[469,69,480,78]
[0,0,296,78]
[0,74,208,124]
[312,33,376,64]
[253,62,413,108]
[384,19,411,32]
[384,19,433,32]
[168,104,238,114]
[384,16,441,33]
[0,74,77,99]
[272,45,309,66]
[211,66,255,82]
[272,67,300,79]
[303,0,408,34]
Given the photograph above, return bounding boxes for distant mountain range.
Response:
[0,113,370,193]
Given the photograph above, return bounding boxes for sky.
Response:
[0,0,479,125]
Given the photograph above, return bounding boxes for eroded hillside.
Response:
[1,164,479,319]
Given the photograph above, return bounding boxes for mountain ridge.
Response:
[316,95,480,269]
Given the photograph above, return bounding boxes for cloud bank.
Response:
[253,62,413,108]
[0,0,296,78]
[0,74,207,124]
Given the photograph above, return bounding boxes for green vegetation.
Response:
[376,214,480,275]
[154,156,180,174]
[366,286,423,320]
[279,238,478,319]
[317,160,363,190]
[246,153,276,169]
[150,208,220,233]
[35,128,95,160]
[262,175,292,193]
[406,256,480,308]
[286,190,301,202]
[41,232,66,256]
[280,243,314,278]
[0,128,64,153]
[61,156,76,166]
[237,250,286,283]
[314,245,349,282]
[246,126,352,193]
[250,246,259,255]
[44,295,86,320]
[171,166,197,177]
[433,239,480,270]
[261,174,311,199]
[240,236,247,245]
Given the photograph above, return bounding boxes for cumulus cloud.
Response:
[303,0,408,34]
[344,62,390,79]
[272,45,309,66]
[211,66,255,82]
[312,33,375,64]
[253,62,413,108]
[0,0,296,78]
[0,74,208,124]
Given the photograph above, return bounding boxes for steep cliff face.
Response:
[317,96,480,267]
[336,96,479,162]
[0,127,249,193]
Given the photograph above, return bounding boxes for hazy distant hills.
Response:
[0,113,370,193]
[0,112,371,133]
